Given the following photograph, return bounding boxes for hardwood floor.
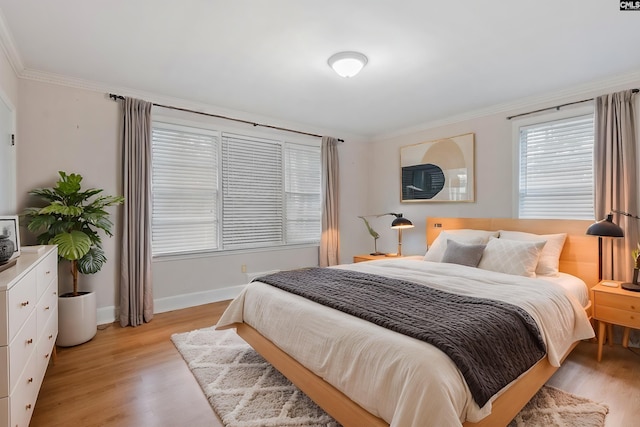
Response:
[31,302,640,427]
[31,302,227,427]
[548,339,640,427]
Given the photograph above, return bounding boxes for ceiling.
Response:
[1,1,639,138]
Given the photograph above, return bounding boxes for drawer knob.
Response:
[21,301,29,307]
[632,305,636,310]
[46,270,51,275]
[45,353,50,358]
[49,334,53,340]
[26,404,32,410]
[45,306,50,310]
[26,338,33,344]
[27,377,33,383]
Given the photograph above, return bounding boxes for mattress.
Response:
[216,258,595,426]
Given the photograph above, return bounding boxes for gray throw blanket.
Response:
[256,267,546,407]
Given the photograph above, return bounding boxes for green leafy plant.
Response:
[22,171,124,296]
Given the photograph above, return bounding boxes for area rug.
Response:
[171,327,608,427]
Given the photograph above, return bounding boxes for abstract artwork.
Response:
[400,133,475,202]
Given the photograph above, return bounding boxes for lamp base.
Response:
[621,282,640,292]
[370,252,386,256]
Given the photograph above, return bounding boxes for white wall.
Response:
[367,80,640,258]
[15,79,371,323]
[0,45,17,215]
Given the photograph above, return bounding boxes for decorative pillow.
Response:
[477,237,546,277]
[424,229,499,262]
[499,230,567,276]
[441,239,486,267]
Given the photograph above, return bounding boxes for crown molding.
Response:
[0,8,24,75]
[374,70,640,142]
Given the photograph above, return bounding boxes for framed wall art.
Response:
[400,133,475,202]
[0,215,20,264]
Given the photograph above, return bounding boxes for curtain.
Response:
[594,89,638,283]
[119,97,154,327]
[319,136,340,266]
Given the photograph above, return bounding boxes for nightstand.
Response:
[592,281,640,361]
[353,254,403,263]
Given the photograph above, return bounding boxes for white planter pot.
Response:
[57,291,97,347]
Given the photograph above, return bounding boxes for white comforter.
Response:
[216,259,595,427]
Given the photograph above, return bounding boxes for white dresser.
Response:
[0,246,58,427]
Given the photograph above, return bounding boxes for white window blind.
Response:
[221,134,284,249]
[285,143,321,243]
[151,124,219,255]
[518,114,594,219]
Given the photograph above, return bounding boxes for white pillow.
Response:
[499,230,567,276]
[424,229,499,262]
[478,237,546,278]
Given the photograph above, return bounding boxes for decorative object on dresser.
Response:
[0,215,20,265]
[0,245,58,427]
[22,171,124,347]
[400,133,475,202]
[592,281,640,361]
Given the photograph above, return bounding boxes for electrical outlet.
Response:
[241,264,247,273]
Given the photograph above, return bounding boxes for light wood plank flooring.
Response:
[31,302,640,427]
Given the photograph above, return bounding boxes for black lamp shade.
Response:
[586,213,624,238]
[391,214,414,229]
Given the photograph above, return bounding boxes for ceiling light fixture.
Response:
[327,51,368,78]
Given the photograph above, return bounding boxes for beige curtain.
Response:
[320,136,340,266]
[594,89,638,283]
[119,97,154,327]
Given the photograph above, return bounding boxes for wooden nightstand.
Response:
[353,254,403,263]
[592,281,640,361]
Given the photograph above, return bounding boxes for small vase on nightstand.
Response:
[634,268,639,285]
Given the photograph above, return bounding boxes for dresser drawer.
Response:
[36,251,57,300]
[595,292,640,313]
[10,351,39,427]
[36,308,57,380]
[7,270,37,344]
[8,312,37,394]
[0,347,6,398]
[595,305,640,329]
[37,281,58,336]
[0,396,7,427]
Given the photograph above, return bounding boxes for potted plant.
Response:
[22,171,124,346]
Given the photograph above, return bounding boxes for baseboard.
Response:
[96,284,246,325]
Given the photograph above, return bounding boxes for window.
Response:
[151,121,321,256]
[516,110,594,220]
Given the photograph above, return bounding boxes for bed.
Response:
[216,217,598,427]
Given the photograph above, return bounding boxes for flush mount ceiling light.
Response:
[327,51,368,78]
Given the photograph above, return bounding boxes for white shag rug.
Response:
[172,327,608,427]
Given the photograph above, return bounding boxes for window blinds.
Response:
[221,134,284,249]
[151,125,219,255]
[151,122,321,256]
[285,142,321,243]
[518,114,594,220]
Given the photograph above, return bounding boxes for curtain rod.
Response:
[109,93,344,142]
[506,88,639,120]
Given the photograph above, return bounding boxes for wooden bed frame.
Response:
[226,217,599,427]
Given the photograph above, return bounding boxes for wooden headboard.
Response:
[426,217,599,288]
